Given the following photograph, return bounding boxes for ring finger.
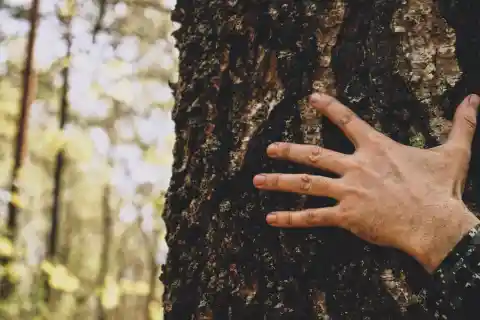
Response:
[253,173,345,200]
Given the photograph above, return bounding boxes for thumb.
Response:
[446,94,479,151]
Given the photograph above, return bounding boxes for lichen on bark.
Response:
[162,0,480,319]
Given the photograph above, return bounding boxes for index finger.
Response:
[309,93,376,147]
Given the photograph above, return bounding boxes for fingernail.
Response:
[468,94,480,108]
[253,174,266,186]
[266,213,277,224]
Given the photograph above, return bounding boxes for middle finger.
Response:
[266,142,351,175]
[253,173,345,200]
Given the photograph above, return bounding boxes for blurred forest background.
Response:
[0,0,177,319]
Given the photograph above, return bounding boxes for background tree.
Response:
[162,0,480,319]
[1,0,39,299]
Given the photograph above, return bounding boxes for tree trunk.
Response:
[162,0,480,319]
[45,13,72,303]
[0,0,40,299]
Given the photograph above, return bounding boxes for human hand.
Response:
[253,93,480,272]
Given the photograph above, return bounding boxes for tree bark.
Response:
[162,0,480,319]
[0,0,40,299]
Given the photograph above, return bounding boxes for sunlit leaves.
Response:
[100,276,155,310]
[64,126,94,163]
[120,278,150,296]
[57,0,77,20]
[155,237,168,266]
[4,37,27,66]
[28,125,95,163]
[41,261,80,293]
[0,236,14,257]
[160,0,177,11]
[0,188,24,209]
[15,161,50,207]
[101,275,121,309]
[105,78,136,105]
[149,301,164,320]
[10,192,24,208]
[0,78,20,107]
[144,146,173,166]
[32,127,67,156]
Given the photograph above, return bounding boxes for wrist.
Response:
[408,202,479,273]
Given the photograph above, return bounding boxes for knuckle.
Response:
[348,156,366,172]
[320,95,336,111]
[276,212,289,225]
[463,115,477,130]
[447,145,472,159]
[337,204,354,226]
[459,147,472,159]
[299,174,313,191]
[287,212,293,225]
[268,174,280,187]
[308,146,323,163]
[351,157,364,169]
[366,131,384,145]
[305,209,317,225]
[347,186,368,198]
[338,110,355,127]
[277,142,291,158]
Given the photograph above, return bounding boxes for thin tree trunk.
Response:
[162,0,480,319]
[95,101,120,320]
[92,0,107,42]
[145,260,158,320]
[138,224,159,320]
[0,0,40,299]
[96,179,113,320]
[45,14,73,303]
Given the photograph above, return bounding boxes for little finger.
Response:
[266,207,341,228]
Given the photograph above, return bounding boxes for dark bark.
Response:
[92,0,107,42]
[0,0,40,299]
[162,0,480,319]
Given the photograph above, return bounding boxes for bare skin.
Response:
[253,93,480,273]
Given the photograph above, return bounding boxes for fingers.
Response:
[446,94,479,151]
[265,207,341,228]
[309,93,376,146]
[266,142,351,175]
[253,173,345,200]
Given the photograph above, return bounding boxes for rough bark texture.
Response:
[162,0,480,319]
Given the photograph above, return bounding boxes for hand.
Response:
[253,93,480,272]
